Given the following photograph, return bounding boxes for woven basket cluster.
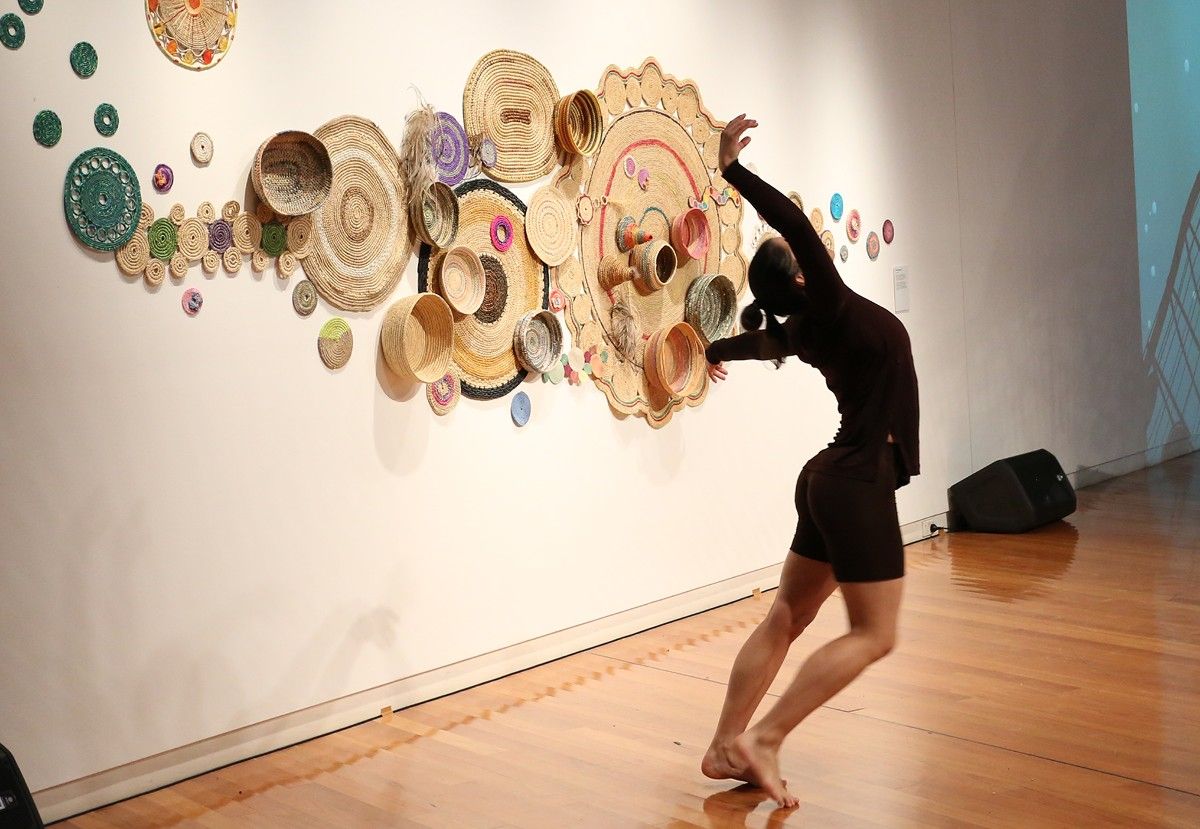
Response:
[644,321,706,398]
[252,131,332,217]
[554,89,604,157]
[381,293,454,383]
[513,309,563,373]
[684,274,737,344]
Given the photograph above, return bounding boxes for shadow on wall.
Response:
[1145,169,1200,452]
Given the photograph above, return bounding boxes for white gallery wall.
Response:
[0,0,1158,808]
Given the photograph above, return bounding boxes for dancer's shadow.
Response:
[698,784,799,827]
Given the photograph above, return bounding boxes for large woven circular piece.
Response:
[525,186,576,267]
[146,0,237,71]
[684,273,737,344]
[463,49,560,183]
[292,280,317,316]
[381,293,454,383]
[306,115,411,312]
[431,112,469,187]
[252,131,332,217]
[318,318,353,369]
[438,246,487,315]
[63,147,141,252]
[418,179,549,400]
[513,309,563,373]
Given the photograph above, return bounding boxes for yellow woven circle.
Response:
[232,213,261,254]
[169,203,186,225]
[169,253,188,279]
[251,249,269,272]
[286,215,313,258]
[222,247,241,274]
[177,218,208,260]
[463,49,560,183]
[525,185,577,267]
[144,258,165,286]
[277,250,297,278]
[202,251,220,273]
[115,229,149,276]
[221,200,240,221]
[138,202,155,231]
[196,201,216,222]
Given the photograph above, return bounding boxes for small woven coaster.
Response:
[94,103,118,136]
[33,110,61,147]
[70,42,98,77]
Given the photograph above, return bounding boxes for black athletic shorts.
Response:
[791,446,905,582]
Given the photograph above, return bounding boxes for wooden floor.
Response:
[58,453,1200,828]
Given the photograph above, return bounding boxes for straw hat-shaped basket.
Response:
[645,321,706,398]
[685,274,737,343]
[381,293,455,383]
[437,246,487,315]
[410,181,459,248]
[670,207,710,263]
[631,239,677,293]
[513,309,564,374]
[554,89,604,157]
[251,131,333,217]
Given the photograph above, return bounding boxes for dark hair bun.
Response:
[740,302,764,332]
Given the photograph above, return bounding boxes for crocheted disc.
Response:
[63,147,141,252]
[33,110,61,147]
[94,103,119,137]
[1,14,25,49]
[70,42,98,77]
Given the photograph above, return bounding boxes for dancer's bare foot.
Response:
[702,742,790,790]
[730,731,796,808]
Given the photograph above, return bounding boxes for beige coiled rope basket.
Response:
[645,321,707,398]
[251,131,333,217]
[381,293,455,383]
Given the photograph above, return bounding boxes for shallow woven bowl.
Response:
[513,309,564,374]
[381,293,454,383]
[411,181,460,248]
[631,240,677,293]
[438,246,487,315]
[554,89,604,157]
[251,131,333,217]
[645,322,706,398]
[670,208,711,262]
[685,273,737,343]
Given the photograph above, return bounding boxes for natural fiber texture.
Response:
[182,288,203,316]
[598,252,636,291]
[208,218,232,253]
[463,49,560,183]
[191,132,214,164]
[513,309,564,373]
[177,218,207,260]
[490,215,514,252]
[400,103,440,223]
[616,216,652,253]
[416,179,549,400]
[70,42,97,77]
[810,207,824,235]
[146,0,237,71]
[116,230,150,276]
[254,201,274,224]
[94,103,118,137]
[252,131,332,216]
[318,317,353,370]
[286,215,313,258]
[169,203,186,225]
[197,201,216,222]
[306,115,412,312]
[292,280,317,316]
[144,258,165,286]
[277,250,298,278]
[63,147,141,252]
[426,373,460,416]
[251,249,269,273]
[670,208,710,262]
[139,202,155,231]
[631,240,677,292]
[526,186,576,267]
[1,14,24,49]
[232,212,260,254]
[866,231,880,261]
[202,251,220,273]
[684,273,737,343]
[19,0,42,14]
[221,200,239,221]
[437,246,487,315]
[609,296,640,359]
[148,218,178,260]
[260,221,286,256]
[169,253,188,279]
[33,110,61,147]
[431,112,469,187]
[222,247,241,273]
[381,293,454,383]
[153,164,173,194]
[510,391,531,426]
[645,322,706,398]
[410,181,459,248]
[554,89,604,157]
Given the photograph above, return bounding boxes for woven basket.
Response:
[598,252,636,291]
[437,246,487,315]
[463,49,560,183]
[525,186,576,267]
[554,89,604,157]
[410,181,459,249]
[645,322,706,398]
[381,293,454,383]
[684,274,737,343]
[670,207,710,263]
[513,309,564,373]
[251,131,333,217]
[631,240,677,293]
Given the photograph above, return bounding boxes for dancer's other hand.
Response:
[707,361,728,383]
[719,114,758,173]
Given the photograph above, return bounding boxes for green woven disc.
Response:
[63,147,141,252]
[147,218,178,260]
[260,221,286,257]
[33,110,62,147]
[70,41,97,77]
[1,14,25,49]
[94,103,118,137]
[18,0,44,14]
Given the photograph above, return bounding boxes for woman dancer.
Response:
[700,115,920,807]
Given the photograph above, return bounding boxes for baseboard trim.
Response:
[35,509,945,824]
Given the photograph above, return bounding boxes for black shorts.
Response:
[791,448,905,583]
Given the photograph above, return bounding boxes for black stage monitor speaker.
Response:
[947,449,1076,533]
[0,744,42,829]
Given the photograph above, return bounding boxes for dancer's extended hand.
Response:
[719,114,758,173]
[707,361,728,383]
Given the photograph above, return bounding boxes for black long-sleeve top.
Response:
[706,160,920,488]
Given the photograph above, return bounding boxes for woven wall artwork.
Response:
[146,0,237,71]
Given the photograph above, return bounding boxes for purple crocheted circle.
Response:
[152,163,173,194]
[208,219,232,253]
[432,112,469,187]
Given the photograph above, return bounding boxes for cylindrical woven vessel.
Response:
[554,89,604,157]
[381,293,454,383]
[684,273,737,343]
[437,246,487,315]
[513,309,564,373]
[598,252,635,291]
[251,131,333,217]
[410,181,459,248]
[645,322,706,398]
[525,186,576,267]
[631,240,677,292]
[670,208,710,262]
